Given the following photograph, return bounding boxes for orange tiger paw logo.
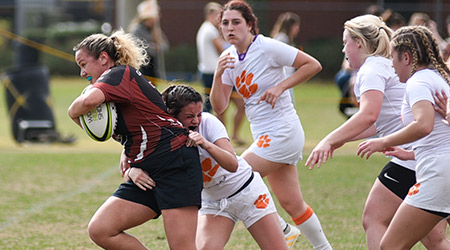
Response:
[256,135,271,148]
[236,70,258,99]
[201,158,219,183]
[408,183,421,196]
[254,194,270,209]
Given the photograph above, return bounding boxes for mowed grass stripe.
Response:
[0,162,116,232]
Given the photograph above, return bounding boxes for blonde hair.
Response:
[73,29,148,69]
[204,2,222,17]
[137,0,159,21]
[391,25,450,84]
[344,14,392,58]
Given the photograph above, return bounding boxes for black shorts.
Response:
[113,180,162,218]
[113,146,203,217]
[378,161,416,199]
[421,208,450,218]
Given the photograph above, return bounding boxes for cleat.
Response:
[285,224,301,250]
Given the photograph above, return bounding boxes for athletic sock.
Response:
[278,213,290,234]
[292,206,333,250]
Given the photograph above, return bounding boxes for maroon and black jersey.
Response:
[93,65,187,164]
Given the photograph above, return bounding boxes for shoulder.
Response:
[199,22,216,33]
[412,69,443,86]
[201,112,222,125]
[97,66,126,84]
[221,45,236,57]
[273,33,289,44]
[201,112,227,131]
[257,35,296,53]
[199,112,228,139]
[359,57,393,77]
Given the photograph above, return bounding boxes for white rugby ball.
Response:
[79,85,117,142]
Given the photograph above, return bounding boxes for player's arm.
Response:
[358,100,434,159]
[258,50,322,108]
[189,131,238,172]
[323,90,382,148]
[210,53,234,114]
[282,50,322,89]
[68,87,105,126]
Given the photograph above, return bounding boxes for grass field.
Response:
[0,76,446,249]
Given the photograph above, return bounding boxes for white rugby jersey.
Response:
[401,69,450,161]
[221,35,298,129]
[198,112,252,201]
[354,56,415,170]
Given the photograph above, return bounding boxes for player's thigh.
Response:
[241,151,283,177]
[266,164,306,214]
[89,196,156,234]
[162,206,199,244]
[381,203,443,249]
[248,213,288,250]
[196,214,235,250]
[363,179,402,224]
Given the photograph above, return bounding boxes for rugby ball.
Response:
[79,85,117,142]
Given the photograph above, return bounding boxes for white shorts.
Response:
[405,153,450,214]
[248,117,304,166]
[199,172,277,228]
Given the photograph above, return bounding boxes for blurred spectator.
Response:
[196,2,225,113]
[381,9,405,31]
[446,15,450,43]
[409,12,450,61]
[196,2,246,146]
[129,0,169,81]
[270,12,301,107]
[365,4,385,16]
[445,15,450,64]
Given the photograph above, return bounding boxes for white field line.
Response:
[0,166,117,232]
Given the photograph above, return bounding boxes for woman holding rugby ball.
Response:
[68,29,202,250]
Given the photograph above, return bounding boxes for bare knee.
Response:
[361,206,390,233]
[421,227,450,250]
[361,210,372,232]
[88,218,112,246]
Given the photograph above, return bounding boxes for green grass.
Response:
[0,77,445,249]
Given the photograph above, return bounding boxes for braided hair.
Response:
[391,25,450,84]
[161,84,203,117]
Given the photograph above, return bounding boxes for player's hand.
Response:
[382,146,415,161]
[188,131,208,148]
[305,140,334,169]
[186,130,199,147]
[257,85,283,108]
[216,53,235,76]
[120,150,129,177]
[434,90,450,126]
[127,168,156,191]
[357,138,386,159]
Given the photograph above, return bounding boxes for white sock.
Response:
[278,213,290,234]
[296,212,333,250]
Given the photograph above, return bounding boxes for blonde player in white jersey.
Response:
[210,1,331,249]
[305,14,449,250]
[162,84,288,250]
[357,25,450,250]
